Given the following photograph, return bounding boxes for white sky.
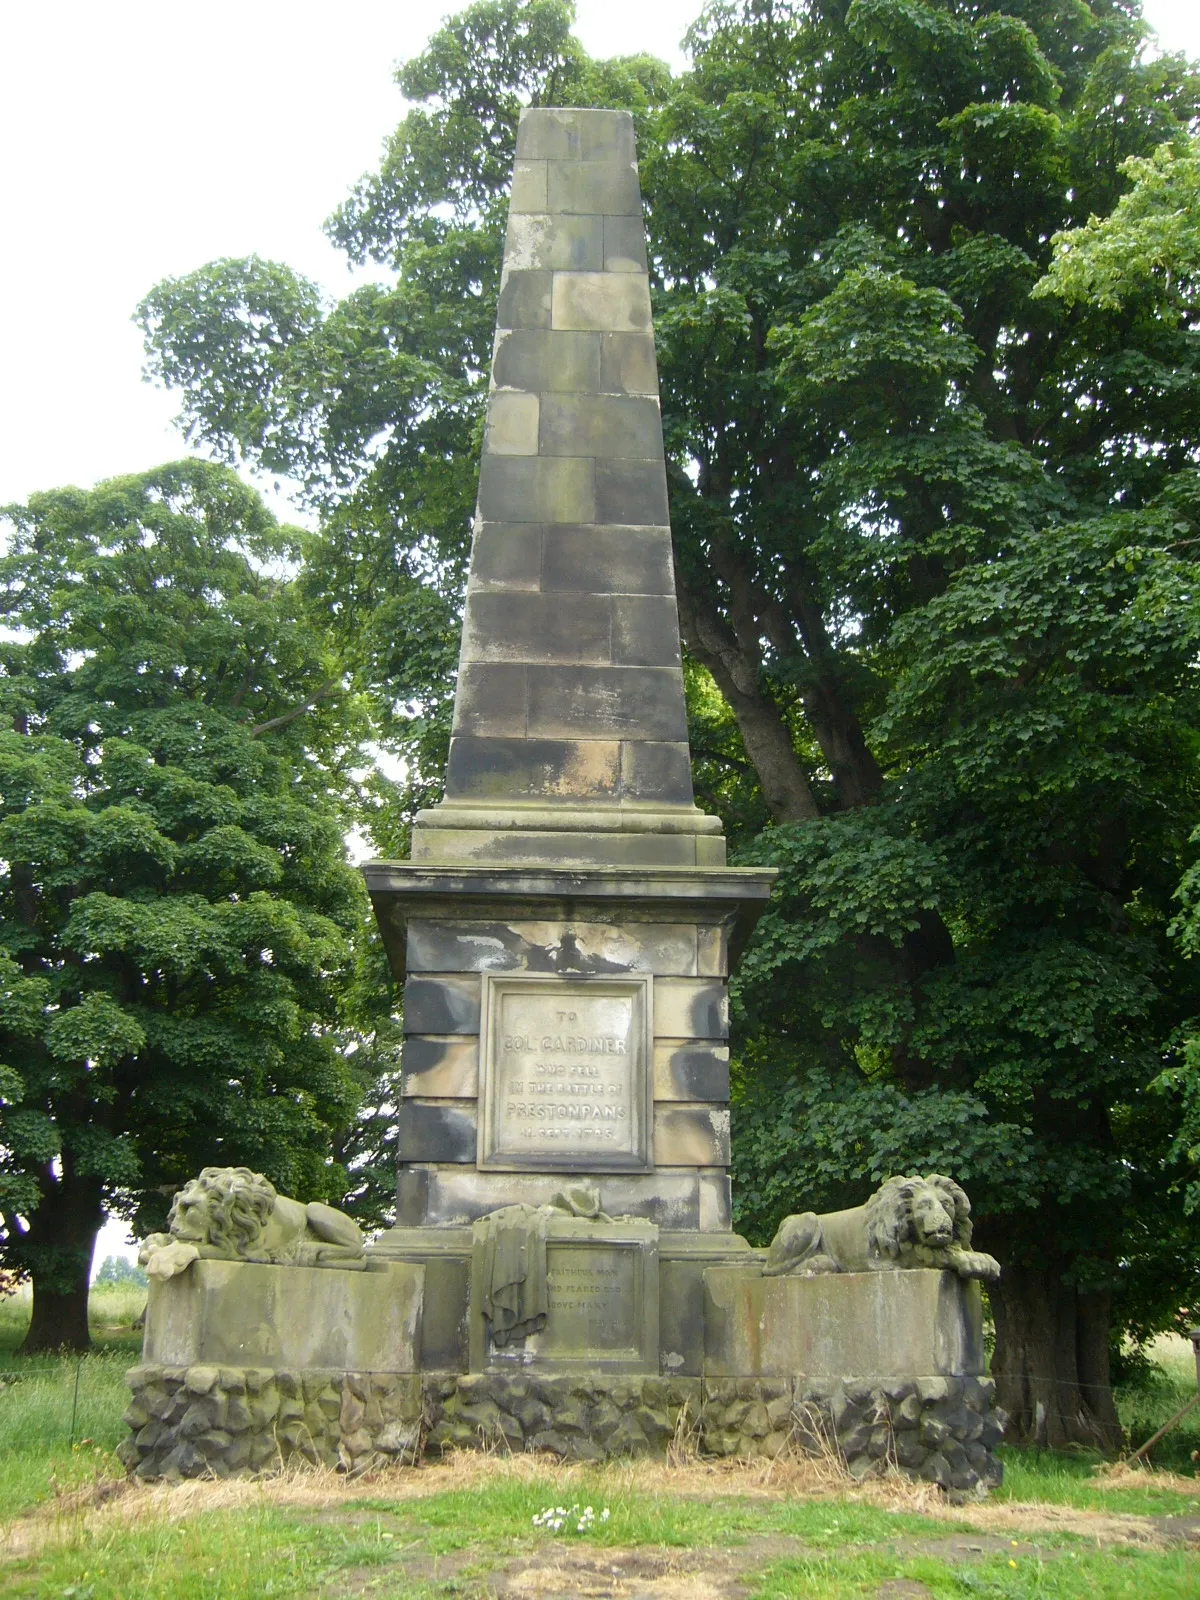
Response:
[3,0,1195,1268]
[3,0,1197,520]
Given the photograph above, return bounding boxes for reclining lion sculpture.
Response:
[763,1173,1000,1282]
[139,1165,364,1280]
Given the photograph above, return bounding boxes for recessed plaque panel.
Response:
[479,974,652,1170]
[469,1218,660,1372]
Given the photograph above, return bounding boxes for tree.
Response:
[0,461,369,1350]
[135,0,1200,1446]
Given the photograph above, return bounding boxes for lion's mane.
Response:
[864,1174,972,1265]
[168,1166,277,1255]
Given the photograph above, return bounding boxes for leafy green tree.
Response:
[0,462,368,1350]
[135,0,1200,1446]
[94,1255,148,1288]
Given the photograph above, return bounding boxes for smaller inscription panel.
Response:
[480,974,652,1171]
[470,1221,660,1373]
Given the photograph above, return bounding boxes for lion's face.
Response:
[908,1182,956,1248]
[168,1179,216,1245]
[167,1166,276,1256]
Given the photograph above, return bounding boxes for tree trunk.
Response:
[18,1169,104,1354]
[676,582,819,825]
[989,1258,1124,1453]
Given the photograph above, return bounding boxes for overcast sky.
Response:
[2,0,1197,519]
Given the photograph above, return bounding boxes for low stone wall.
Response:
[120,1364,1003,1490]
[426,1373,700,1459]
[701,1375,1004,1492]
[118,1364,424,1480]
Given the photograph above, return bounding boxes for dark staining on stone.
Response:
[402,976,482,1035]
[497,270,553,330]
[397,1100,478,1164]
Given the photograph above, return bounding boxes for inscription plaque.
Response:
[470,1218,660,1372]
[479,974,652,1171]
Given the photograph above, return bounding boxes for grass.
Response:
[1,1471,1196,1599]
[0,1290,1198,1595]
[0,1285,142,1522]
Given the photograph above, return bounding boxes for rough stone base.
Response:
[425,1373,700,1460]
[120,1365,1003,1490]
[117,1364,424,1480]
[700,1375,1004,1492]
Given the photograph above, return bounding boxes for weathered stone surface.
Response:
[405,918,700,978]
[402,975,482,1034]
[704,1268,987,1381]
[654,979,729,1040]
[397,1100,478,1164]
[478,972,652,1172]
[654,1105,731,1167]
[143,1261,424,1373]
[653,1041,731,1102]
[401,1035,480,1098]
[470,1216,659,1374]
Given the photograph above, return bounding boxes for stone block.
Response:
[452,662,528,737]
[468,523,542,590]
[539,393,663,460]
[540,525,672,595]
[143,1260,423,1372]
[462,590,614,665]
[492,328,600,393]
[509,159,549,212]
[699,1172,733,1231]
[604,215,649,273]
[690,834,725,867]
[402,974,482,1034]
[653,1041,731,1101]
[411,825,702,868]
[470,1215,659,1374]
[415,1165,702,1229]
[600,332,659,395]
[595,458,670,525]
[401,1035,480,1098]
[406,917,699,977]
[619,740,695,804]
[703,1269,988,1380]
[526,665,688,740]
[445,736,621,800]
[611,596,682,667]
[477,971,653,1173]
[697,926,728,978]
[655,1105,731,1166]
[397,1099,478,1163]
[477,455,595,525]
[654,978,729,1039]
[547,160,641,215]
[497,269,552,329]
[484,391,540,455]
[516,107,636,165]
[507,213,604,272]
[552,272,652,333]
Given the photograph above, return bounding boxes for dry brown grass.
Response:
[3,1445,1192,1564]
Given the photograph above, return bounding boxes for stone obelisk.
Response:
[365,109,775,1377]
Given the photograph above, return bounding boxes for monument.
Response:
[120,109,1004,1492]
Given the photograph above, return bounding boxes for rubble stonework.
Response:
[119,1364,1003,1490]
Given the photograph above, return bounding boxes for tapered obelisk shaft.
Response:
[412,108,725,868]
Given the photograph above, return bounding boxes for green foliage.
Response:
[0,461,370,1322]
[1036,134,1200,321]
[92,1256,146,1288]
